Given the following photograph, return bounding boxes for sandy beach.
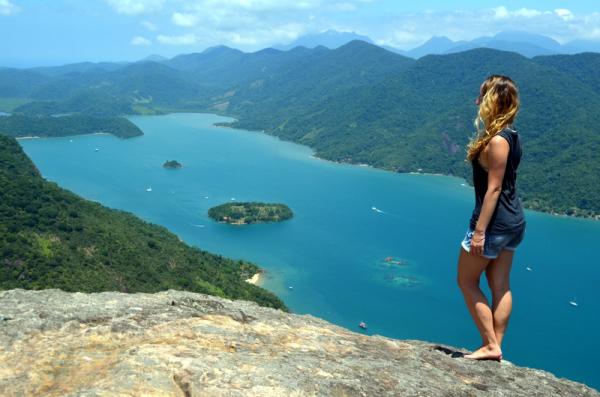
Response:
[245,272,262,285]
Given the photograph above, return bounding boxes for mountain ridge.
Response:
[1,42,599,217]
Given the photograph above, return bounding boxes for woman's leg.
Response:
[457,248,502,359]
[485,249,514,347]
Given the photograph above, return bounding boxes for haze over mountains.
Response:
[1,40,599,218]
[271,29,600,58]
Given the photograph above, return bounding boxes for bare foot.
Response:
[464,344,502,361]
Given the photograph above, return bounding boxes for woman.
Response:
[457,75,526,361]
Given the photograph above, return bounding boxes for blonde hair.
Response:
[467,75,520,161]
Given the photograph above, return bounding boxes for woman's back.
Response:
[469,127,525,234]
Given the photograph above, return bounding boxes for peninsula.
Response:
[208,202,293,225]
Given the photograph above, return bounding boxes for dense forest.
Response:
[209,202,294,225]
[0,114,142,139]
[0,135,286,311]
[1,42,599,217]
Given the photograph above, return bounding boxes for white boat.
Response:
[569,300,578,307]
[94,148,100,152]
[146,187,152,192]
[526,267,533,271]
[288,286,293,290]
[230,197,236,201]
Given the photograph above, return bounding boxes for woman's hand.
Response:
[470,230,486,256]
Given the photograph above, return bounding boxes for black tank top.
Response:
[469,127,526,234]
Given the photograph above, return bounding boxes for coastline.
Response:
[15,136,41,140]
[245,272,262,285]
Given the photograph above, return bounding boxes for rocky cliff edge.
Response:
[0,289,597,397]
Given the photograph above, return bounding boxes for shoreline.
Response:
[16,112,596,221]
[245,272,262,285]
[15,136,41,140]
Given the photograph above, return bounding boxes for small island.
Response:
[208,202,293,225]
[163,160,182,169]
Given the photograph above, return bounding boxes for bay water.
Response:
[19,113,600,389]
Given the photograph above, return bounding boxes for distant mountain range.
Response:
[1,40,599,218]
[273,30,374,51]
[272,29,600,58]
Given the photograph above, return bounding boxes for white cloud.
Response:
[0,0,19,15]
[555,9,574,22]
[105,0,164,15]
[493,6,509,20]
[131,36,152,46]
[103,2,600,51]
[513,8,542,18]
[172,12,198,27]
[157,33,197,45]
[141,20,157,31]
[375,6,600,49]
[493,6,542,20]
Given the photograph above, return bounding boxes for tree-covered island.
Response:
[208,202,293,225]
[163,160,182,169]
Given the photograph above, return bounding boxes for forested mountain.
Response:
[221,47,600,216]
[1,41,599,217]
[0,135,286,310]
[0,114,142,139]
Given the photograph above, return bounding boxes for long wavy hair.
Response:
[467,75,520,161]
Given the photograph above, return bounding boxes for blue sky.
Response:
[1,0,599,66]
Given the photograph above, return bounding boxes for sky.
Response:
[1,0,599,67]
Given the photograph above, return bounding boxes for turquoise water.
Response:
[19,113,600,389]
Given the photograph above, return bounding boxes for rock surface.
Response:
[0,289,597,397]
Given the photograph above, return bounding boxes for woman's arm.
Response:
[470,135,510,256]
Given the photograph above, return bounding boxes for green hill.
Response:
[0,114,143,139]
[1,43,599,216]
[0,135,286,311]
[215,47,600,217]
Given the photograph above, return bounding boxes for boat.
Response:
[569,300,578,307]
[146,186,152,192]
[288,286,293,290]
[94,148,100,152]
[359,321,367,330]
[526,267,533,271]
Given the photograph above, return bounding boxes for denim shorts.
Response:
[461,226,525,259]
